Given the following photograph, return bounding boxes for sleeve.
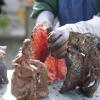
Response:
[31,0,57,19]
[96,0,100,16]
[97,13,100,16]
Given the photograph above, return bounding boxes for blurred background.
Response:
[0,0,34,69]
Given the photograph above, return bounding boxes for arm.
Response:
[31,0,57,19]
[36,11,54,26]
[31,0,57,28]
[96,0,100,15]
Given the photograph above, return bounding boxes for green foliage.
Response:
[0,15,11,29]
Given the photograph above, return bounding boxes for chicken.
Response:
[31,24,66,84]
[60,32,100,97]
[11,39,48,100]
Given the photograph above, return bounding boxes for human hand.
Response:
[48,25,72,58]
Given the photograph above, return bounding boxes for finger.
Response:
[57,50,67,58]
[48,31,63,43]
[49,38,68,52]
[49,33,66,47]
[51,42,68,58]
[52,48,67,59]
